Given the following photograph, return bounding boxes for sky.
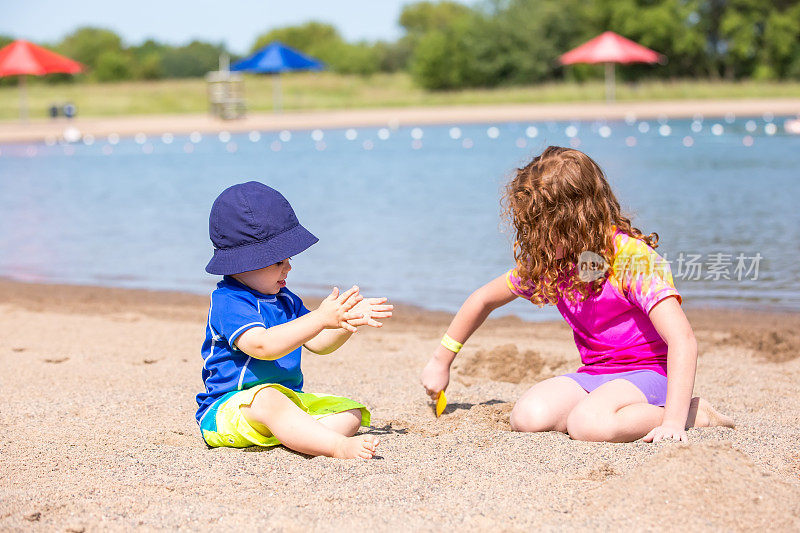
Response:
[1,0,471,54]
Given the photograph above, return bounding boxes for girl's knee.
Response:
[566,402,614,442]
[510,399,560,433]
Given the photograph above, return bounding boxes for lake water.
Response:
[1,114,798,320]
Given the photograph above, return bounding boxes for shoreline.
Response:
[2,275,799,368]
[2,276,798,325]
[1,98,798,144]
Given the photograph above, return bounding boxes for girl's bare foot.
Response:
[686,397,735,429]
[333,434,380,459]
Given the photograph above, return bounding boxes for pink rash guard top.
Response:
[506,231,681,376]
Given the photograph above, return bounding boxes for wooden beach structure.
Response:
[205,54,246,120]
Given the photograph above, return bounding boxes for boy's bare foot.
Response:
[333,434,380,459]
[685,397,736,429]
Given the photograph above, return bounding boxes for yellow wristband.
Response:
[440,333,463,354]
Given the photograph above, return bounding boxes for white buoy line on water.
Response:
[81,116,791,154]
[4,111,798,160]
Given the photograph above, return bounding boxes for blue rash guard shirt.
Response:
[195,276,309,424]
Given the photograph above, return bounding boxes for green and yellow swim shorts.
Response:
[199,383,371,448]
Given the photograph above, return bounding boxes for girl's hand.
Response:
[315,286,363,333]
[346,297,394,328]
[643,423,688,443]
[420,349,452,400]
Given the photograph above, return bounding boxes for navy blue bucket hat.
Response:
[206,182,318,275]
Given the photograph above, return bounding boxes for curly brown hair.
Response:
[503,146,658,306]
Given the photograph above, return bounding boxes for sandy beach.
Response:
[1,279,799,530]
[1,98,799,144]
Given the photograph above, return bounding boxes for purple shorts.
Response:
[563,369,667,406]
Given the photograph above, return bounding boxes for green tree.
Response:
[405,1,478,89]
[131,38,168,59]
[399,1,474,38]
[252,22,340,55]
[94,50,134,81]
[717,0,800,79]
[406,0,800,85]
[136,52,164,80]
[697,0,800,80]
[130,39,168,80]
[251,22,378,75]
[716,0,770,78]
[160,41,226,78]
[0,35,15,87]
[409,0,595,89]
[331,41,381,75]
[373,39,413,72]
[484,0,594,84]
[591,0,707,78]
[762,3,800,78]
[58,27,124,71]
[591,0,800,80]
[411,25,472,89]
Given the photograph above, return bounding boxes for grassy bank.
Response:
[2,72,800,120]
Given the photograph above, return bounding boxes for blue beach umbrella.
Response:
[231,42,325,112]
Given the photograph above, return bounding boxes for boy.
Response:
[196,182,391,459]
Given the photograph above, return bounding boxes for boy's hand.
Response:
[346,297,393,328]
[420,350,452,400]
[315,286,363,333]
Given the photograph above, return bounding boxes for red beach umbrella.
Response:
[559,31,664,102]
[0,40,85,121]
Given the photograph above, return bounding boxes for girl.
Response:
[420,146,733,443]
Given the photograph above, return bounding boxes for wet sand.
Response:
[1,279,799,530]
[1,98,799,143]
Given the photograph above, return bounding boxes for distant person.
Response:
[62,103,76,119]
[420,146,733,443]
[196,182,392,458]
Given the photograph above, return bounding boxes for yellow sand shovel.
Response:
[435,390,447,417]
